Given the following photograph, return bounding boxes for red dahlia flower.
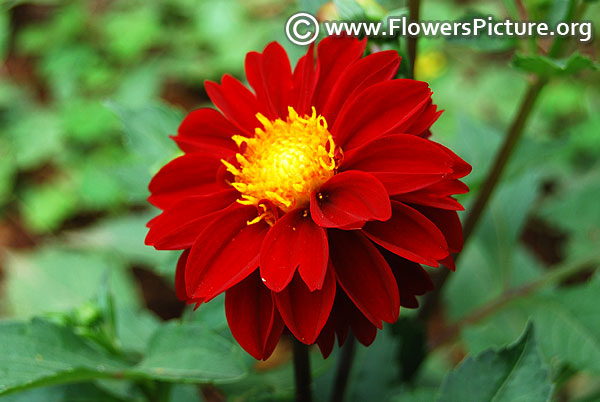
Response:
[146,37,471,360]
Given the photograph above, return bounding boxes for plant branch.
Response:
[407,0,421,79]
[417,75,548,321]
[461,77,547,243]
[515,0,528,20]
[330,334,356,402]
[292,338,313,402]
[547,0,583,58]
[429,251,600,349]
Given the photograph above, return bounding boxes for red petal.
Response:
[312,36,367,120]
[342,134,455,195]
[349,306,377,346]
[332,80,432,151]
[382,249,434,308]
[321,50,400,124]
[274,268,336,345]
[146,189,238,247]
[331,296,349,346]
[226,271,284,360]
[260,209,328,292]
[148,153,226,209]
[413,205,463,253]
[172,108,238,158]
[394,179,468,210]
[151,209,225,250]
[245,42,293,119]
[440,255,456,271]
[186,205,269,300]
[329,230,400,328]
[436,142,472,179]
[317,289,380,352]
[262,311,285,360]
[310,171,391,229]
[175,250,191,301]
[316,318,336,358]
[397,99,443,137]
[363,201,449,266]
[205,75,262,135]
[292,43,317,116]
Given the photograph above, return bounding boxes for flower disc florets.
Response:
[222,106,339,223]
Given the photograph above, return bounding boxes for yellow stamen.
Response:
[222,106,340,224]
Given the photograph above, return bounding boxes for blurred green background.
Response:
[0,0,599,401]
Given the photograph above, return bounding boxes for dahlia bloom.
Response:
[146,37,470,360]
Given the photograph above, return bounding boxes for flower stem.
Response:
[330,334,356,402]
[407,0,421,79]
[418,75,548,321]
[292,338,313,402]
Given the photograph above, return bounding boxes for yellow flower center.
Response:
[222,106,340,225]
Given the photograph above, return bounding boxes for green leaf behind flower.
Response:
[437,323,553,402]
[0,319,247,396]
[512,53,597,78]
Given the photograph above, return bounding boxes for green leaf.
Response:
[512,53,597,78]
[0,319,249,396]
[389,387,439,402]
[0,9,8,60]
[3,248,139,317]
[100,7,161,62]
[77,161,127,209]
[0,319,128,396]
[59,99,118,144]
[129,322,247,383]
[437,324,553,402]
[334,0,365,20]
[446,13,518,52]
[114,64,163,107]
[222,344,330,401]
[168,384,204,402]
[333,0,387,22]
[20,180,79,234]
[186,294,228,332]
[64,212,179,274]
[299,0,328,14]
[114,306,160,354]
[460,273,600,376]
[347,326,401,401]
[7,109,63,169]
[523,276,600,374]
[107,101,182,171]
[446,171,544,320]
[0,139,16,207]
[0,382,128,402]
[539,168,600,259]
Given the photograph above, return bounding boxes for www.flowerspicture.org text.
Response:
[286,13,594,45]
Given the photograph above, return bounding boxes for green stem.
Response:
[139,380,172,402]
[547,0,582,58]
[461,77,547,242]
[330,334,356,402]
[417,0,589,323]
[407,0,421,79]
[292,338,313,402]
[417,75,548,321]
